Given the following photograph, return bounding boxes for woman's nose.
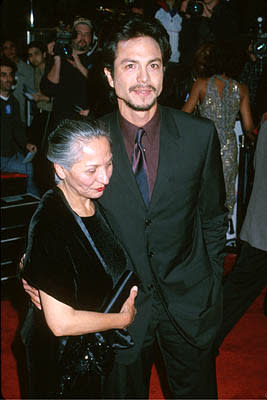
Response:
[98,168,110,185]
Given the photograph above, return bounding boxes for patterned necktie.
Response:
[132,128,150,206]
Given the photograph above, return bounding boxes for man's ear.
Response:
[104,67,114,88]
[54,163,66,180]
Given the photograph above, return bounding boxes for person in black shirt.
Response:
[40,17,98,127]
[179,0,240,67]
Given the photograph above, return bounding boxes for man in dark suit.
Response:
[22,15,227,399]
[98,15,227,399]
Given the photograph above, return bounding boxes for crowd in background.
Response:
[0,0,266,225]
[1,2,267,399]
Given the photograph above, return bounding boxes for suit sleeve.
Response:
[198,122,228,281]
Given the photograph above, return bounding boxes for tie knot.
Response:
[136,128,145,145]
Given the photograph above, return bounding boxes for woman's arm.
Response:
[239,83,254,138]
[181,80,202,113]
[40,286,138,337]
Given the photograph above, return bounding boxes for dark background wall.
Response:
[1,0,266,57]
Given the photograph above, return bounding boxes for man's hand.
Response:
[33,90,50,103]
[67,51,88,78]
[202,2,213,18]
[26,143,37,153]
[180,0,213,18]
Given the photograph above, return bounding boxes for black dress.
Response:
[21,188,132,398]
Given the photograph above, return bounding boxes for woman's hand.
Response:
[19,254,42,310]
[22,279,42,310]
[119,286,138,329]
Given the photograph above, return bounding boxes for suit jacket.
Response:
[240,121,267,251]
[99,105,228,363]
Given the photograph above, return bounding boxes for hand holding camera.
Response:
[181,0,214,18]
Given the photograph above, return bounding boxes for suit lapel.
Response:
[150,106,183,207]
[106,112,147,207]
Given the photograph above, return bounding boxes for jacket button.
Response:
[145,219,152,227]
[148,251,154,258]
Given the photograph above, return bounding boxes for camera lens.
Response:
[253,39,267,59]
[186,1,204,16]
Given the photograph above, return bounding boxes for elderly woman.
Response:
[21,118,138,399]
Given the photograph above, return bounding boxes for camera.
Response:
[53,23,73,58]
[185,1,204,17]
[251,17,267,59]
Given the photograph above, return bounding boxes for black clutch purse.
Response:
[56,269,139,397]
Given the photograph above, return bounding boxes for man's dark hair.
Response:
[27,40,47,54]
[102,14,171,75]
[0,56,17,74]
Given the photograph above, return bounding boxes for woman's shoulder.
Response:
[194,77,209,92]
[195,77,208,85]
[29,188,71,232]
[238,81,249,96]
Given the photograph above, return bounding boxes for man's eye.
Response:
[126,64,135,70]
[150,63,159,70]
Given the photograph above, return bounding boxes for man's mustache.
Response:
[129,85,156,93]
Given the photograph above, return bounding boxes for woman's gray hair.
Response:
[47,118,111,183]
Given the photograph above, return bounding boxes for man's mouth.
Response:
[130,85,156,96]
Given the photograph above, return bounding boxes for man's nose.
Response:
[137,66,149,83]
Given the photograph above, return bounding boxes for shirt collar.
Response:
[0,95,9,101]
[119,107,160,145]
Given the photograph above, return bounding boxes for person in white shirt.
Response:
[155,0,182,63]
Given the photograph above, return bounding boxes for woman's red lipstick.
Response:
[96,186,105,192]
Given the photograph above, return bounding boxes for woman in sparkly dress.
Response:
[182,42,254,217]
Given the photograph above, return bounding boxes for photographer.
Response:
[179,0,240,66]
[40,17,98,127]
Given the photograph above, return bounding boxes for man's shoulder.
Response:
[160,105,214,129]
[17,59,33,74]
[0,94,20,109]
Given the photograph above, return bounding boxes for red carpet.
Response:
[1,289,266,399]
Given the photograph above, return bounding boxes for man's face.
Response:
[2,41,17,62]
[27,47,45,67]
[0,65,14,96]
[104,36,163,118]
[72,24,92,53]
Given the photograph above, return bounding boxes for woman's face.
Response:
[59,137,113,200]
